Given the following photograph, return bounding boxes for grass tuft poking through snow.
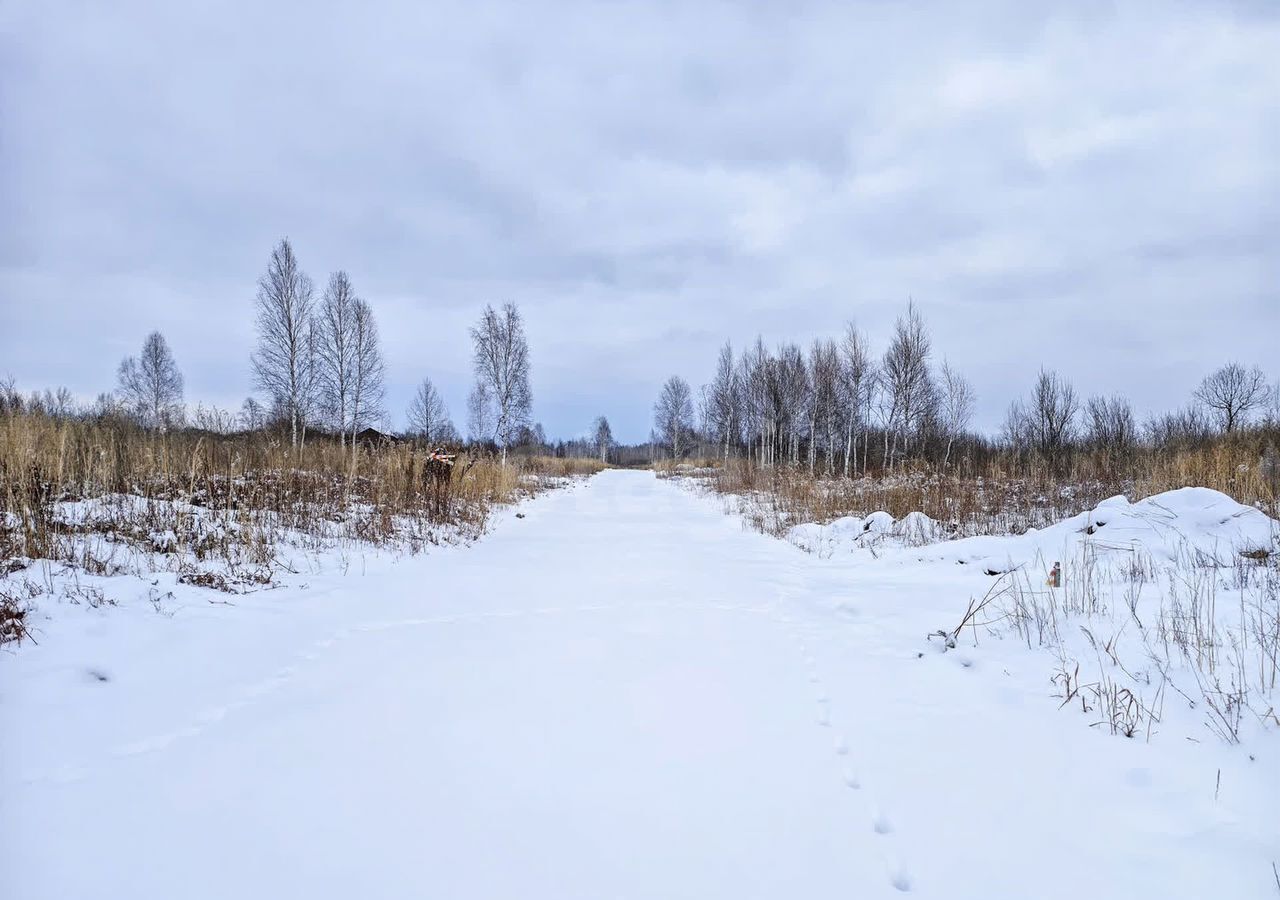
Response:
[0,411,605,625]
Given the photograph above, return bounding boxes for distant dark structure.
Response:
[354,427,401,448]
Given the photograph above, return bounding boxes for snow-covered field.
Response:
[3,470,1278,898]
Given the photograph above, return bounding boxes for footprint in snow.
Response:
[842,768,860,790]
[835,736,849,756]
[872,811,894,835]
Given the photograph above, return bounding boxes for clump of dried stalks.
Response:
[0,412,604,610]
[951,541,1280,744]
[693,439,1277,541]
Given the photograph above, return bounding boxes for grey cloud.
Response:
[2,1,1277,440]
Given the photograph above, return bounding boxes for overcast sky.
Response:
[3,1,1277,442]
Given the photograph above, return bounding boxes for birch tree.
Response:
[776,343,808,466]
[880,305,934,468]
[705,341,740,463]
[807,339,840,475]
[938,360,975,467]
[407,376,453,443]
[653,375,695,459]
[593,415,613,463]
[469,303,532,464]
[467,383,492,444]
[839,322,873,476]
[348,298,386,442]
[251,238,315,448]
[316,271,358,445]
[740,338,770,466]
[117,330,184,430]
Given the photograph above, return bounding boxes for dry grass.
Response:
[952,541,1280,744]
[687,440,1279,744]
[520,455,610,478]
[693,441,1277,540]
[0,413,602,592]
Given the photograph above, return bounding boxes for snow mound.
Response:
[930,487,1276,571]
[862,511,894,534]
[789,510,952,554]
[892,511,944,547]
[785,522,829,554]
[785,487,1277,567]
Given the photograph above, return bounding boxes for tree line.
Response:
[653,304,1279,474]
[3,238,559,464]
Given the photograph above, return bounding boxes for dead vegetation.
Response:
[952,543,1280,744]
[0,411,605,602]
[681,440,1277,541]
[668,439,1279,745]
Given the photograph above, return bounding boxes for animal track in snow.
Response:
[872,811,894,835]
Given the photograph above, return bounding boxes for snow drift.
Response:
[787,487,1276,571]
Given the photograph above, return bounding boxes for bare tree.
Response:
[239,397,266,431]
[1265,378,1280,428]
[1143,404,1212,449]
[298,316,325,449]
[839,322,874,477]
[316,271,358,445]
[1194,362,1268,433]
[0,375,21,416]
[807,339,840,475]
[1027,368,1079,466]
[407,377,454,443]
[653,375,695,459]
[348,298,386,442]
[938,360,975,468]
[1002,399,1032,458]
[1085,394,1136,461]
[190,403,236,434]
[117,331,184,430]
[251,238,316,448]
[466,383,492,443]
[880,304,935,468]
[739,338,769,466]
[36,386,78,420]
[776,343,809,466]
[469,303,532,464]
[592,415,613,463]
[529,422,548,451]
[704,342,741,464]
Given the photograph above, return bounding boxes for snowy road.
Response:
[5,470,1276,898]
